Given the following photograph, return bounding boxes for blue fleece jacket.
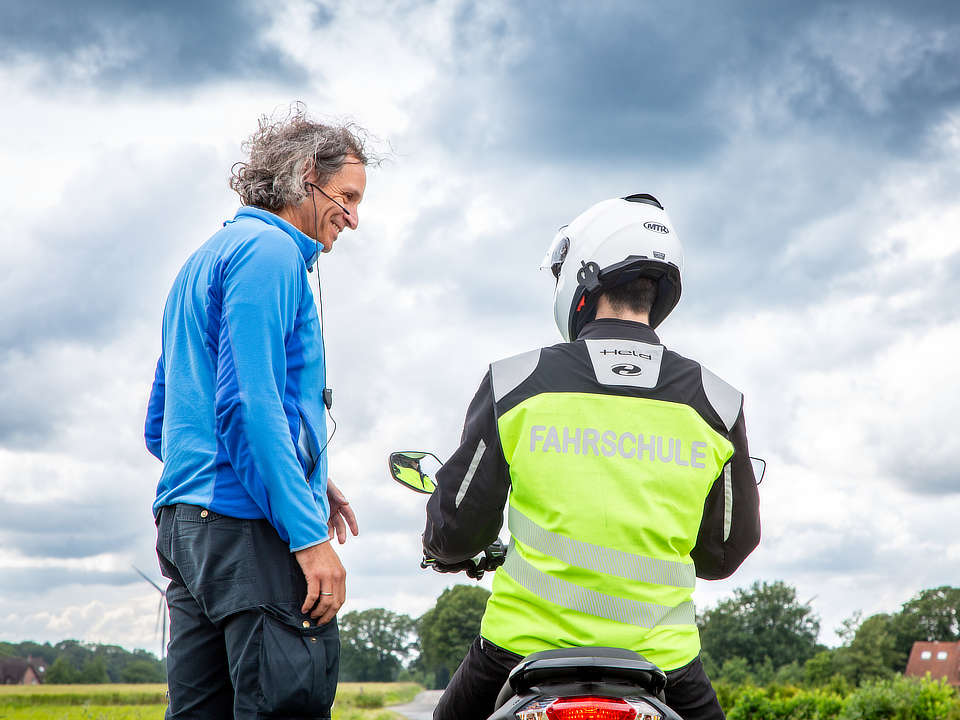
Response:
[145,206,330,551]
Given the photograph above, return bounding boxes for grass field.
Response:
[0,682,422,720]
[0,707,165,719]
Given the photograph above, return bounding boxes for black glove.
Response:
[421,553,480,575]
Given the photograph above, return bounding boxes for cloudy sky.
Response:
[1,0,958,657]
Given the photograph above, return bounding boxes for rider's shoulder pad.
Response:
[699,363,743,432]
[490,348,542,403]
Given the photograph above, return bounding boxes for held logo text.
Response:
[600,348,652,359]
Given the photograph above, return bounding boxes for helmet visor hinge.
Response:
[576,261,602,293]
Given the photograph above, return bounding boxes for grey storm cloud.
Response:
[370,0,960,325]
[418,1,960,165]
[898,467,960,496]
[0,366,66,449]
[775,529,886,575]
[0,146,223,355]
[0,568,139,593]
[0,501,143,559]
[381,199,545,322]
[874,431,960,497]
[0,0,310,88]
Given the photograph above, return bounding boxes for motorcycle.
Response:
[388,449,695,720]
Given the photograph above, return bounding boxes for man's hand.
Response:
[327,478,359,544]
[295,541,345,624]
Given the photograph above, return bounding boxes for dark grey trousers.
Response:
[156,504,339,720]
[435,636,725,720]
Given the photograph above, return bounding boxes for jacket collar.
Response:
[233,206,319,268]
[577,318,660,344]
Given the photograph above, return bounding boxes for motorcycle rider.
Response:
[423,194,761,720]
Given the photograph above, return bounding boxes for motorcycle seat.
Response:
[494,646,668,710]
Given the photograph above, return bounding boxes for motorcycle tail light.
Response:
[545,696,638,720]
[517,696,662,720]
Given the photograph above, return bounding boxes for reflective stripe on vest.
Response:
[509,505,696,588]
[501,540,697,627]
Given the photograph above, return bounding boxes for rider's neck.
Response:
[594,296,651,326]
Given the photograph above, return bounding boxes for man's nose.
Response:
[345,207,359,230]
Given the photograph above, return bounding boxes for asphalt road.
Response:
[390,689,443,720]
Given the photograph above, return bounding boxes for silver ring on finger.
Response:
[320,591,334,596]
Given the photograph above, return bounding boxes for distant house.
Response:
[905,641,960,685]
[0,657,43,685]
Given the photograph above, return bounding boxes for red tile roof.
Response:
[905,641,960,685]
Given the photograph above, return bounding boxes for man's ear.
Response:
[303,161,318,193]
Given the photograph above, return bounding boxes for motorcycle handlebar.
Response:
[422,539,507,580]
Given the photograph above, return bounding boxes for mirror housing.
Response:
[389,451,441,494]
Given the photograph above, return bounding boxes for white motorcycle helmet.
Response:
[541,194,684,342]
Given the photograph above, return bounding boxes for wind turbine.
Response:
[133,566,167,662]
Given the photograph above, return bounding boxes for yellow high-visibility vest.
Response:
[480,344,736,671]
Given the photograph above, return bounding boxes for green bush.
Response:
[725,685,845,720]
[722,676,960,720]
[717,657,753,685]
[725,686,775,720]
[839,675,960,720]
[713,680,749,712]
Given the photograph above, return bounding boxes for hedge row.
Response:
[718,675,960,720]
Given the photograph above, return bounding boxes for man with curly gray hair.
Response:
[145,104,369,719]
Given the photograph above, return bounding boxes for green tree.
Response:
[891,586,960,669]
[14,641,57,667]
[45,656,79,684]
[715,656,753,685]
[126,649,165,683]
[339,608,416,682]
[698,580,820,672]
[121,659,166,683]
[771,660,803,686]
[803,649,839,687]
[95,644,133,682]
[802,613,904,689]
[0,638,163,684]
[418,585,490,688]
[78,656,110,683]
[846,613,903,681]
[87,644,162,683]
[54,640,94,672]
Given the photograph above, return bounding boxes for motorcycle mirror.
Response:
[750,456,767,485]
[388,451,441,494]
